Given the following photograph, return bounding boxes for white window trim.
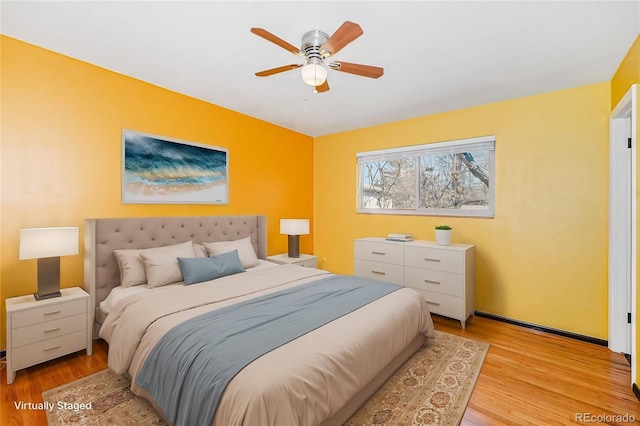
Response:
[357,135,495,218]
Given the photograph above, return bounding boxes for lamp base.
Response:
[287,235,301,258]
[34,291,62,301]
[34,256,62,301]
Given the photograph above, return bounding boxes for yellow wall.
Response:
[314,82,610,339]
[0,36,314,347]
[611,35,640,109]
[0,36,4,330]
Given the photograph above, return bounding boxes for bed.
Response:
[84,215,435,426]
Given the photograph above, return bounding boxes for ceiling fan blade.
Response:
[250,27,305,57]
[330,61,384,79]
[320,21,363,58]
[315,80,330,93]
[255,64,302,77]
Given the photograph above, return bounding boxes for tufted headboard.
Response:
[84,215,267,338]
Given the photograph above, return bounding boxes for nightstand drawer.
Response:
[11,298,87,328]
[12,330,87,370]
[12,313,87,348]
[413,289,465,318]
[354,259,404,285]
[404,266,464,297]
[295,258,317,267]
[404,246,464,274]
[355,240,404,265]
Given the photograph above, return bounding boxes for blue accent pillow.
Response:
[178,250,245,285]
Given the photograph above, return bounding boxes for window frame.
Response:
[357,136,495,218]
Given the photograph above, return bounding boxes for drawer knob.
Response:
[44,327,61,333]
[371,251,386,255]
[426,301,441,306]
[424,258,441,262]
[424,279,440,285]
[371,270,386,275]
[44,310,61,316]
[44,345,61,351]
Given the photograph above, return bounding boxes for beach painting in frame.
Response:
[122,130,228,204]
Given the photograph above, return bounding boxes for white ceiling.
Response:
[2,1,639,137]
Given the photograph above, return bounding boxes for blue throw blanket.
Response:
[135,275,401,426]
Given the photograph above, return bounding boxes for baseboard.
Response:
[474,311,608,347]
[633,383,640,402]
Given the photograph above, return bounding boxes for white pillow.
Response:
[139,241,197,288]
[193,243,208,258]
[204,236,260,269]
[114,241,196,288]
[114,249,148,287]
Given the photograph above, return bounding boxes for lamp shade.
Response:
[300,61,327,87]
[19,227,79,260]
[280,219,310,236]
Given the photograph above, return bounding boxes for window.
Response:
[357,136,495,217]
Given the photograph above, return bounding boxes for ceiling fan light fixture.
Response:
[300,60,327,87]
[251,22,382,93]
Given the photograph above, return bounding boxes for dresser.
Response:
[5,287,92,384]
[354,237,475,328]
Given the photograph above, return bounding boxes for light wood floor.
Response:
[1,315,637,425]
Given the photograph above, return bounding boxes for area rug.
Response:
[345,331,488,425]
[43,331,488,426]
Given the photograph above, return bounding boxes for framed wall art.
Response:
[122,129,228,204]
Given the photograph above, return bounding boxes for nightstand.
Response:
[5,287,92,384]
[267,253,317,268]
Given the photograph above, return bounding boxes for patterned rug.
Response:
[345,331,488,425]
[42,331,488,426]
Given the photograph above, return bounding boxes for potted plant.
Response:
[434,225,452,246]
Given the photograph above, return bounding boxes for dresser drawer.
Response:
[354,240,404,265]
[354,260,404,285]
[12,330,87,370]
[404,246,464,274]
[404,266,464,297]
[413,289,465,319]
[12,313,87,348]
[11,298,87,328]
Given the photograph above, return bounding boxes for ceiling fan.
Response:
[250,21,384,93]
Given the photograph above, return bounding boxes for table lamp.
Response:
[280,219,309,258]
[19,227,79,300]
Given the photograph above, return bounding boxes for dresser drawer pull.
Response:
[44,345,61,351]
[44,327,61,333]
[424,279,440,285]
[424,258,441,262]
[371,251,386,255]
[371,270,387,275]
[426,301,441,306]
[44,310,61,316]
